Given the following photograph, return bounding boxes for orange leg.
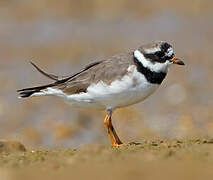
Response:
[108,115,123,145]
[104,114,116,146]
[104,109,123,146]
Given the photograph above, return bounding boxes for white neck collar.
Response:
[133,50,172,73]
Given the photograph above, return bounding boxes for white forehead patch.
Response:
[166,47,174,57]
[144,47,161,54]
[133,50,171,73]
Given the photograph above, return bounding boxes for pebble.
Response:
[0,140,26,153]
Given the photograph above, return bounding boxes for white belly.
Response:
[61,65,159,110]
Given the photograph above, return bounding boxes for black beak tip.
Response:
[177,60,185,65]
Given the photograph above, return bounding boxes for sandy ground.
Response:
[1,139,213,180]
[0,0,213,148]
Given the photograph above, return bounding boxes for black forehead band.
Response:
[160,42,172,52]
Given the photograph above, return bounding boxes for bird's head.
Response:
[134,41,184,73]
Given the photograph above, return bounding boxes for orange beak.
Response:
[170,57,184,65]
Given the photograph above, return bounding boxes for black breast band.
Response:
[133,56,167,84]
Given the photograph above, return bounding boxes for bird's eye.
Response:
[170,53,175,58]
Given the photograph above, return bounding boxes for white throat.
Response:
[133,50,172,73]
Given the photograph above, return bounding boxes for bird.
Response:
[17,41,184,147]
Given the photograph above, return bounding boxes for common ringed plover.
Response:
[18,41,184,146]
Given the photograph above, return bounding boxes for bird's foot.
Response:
[112,143,124,147]
[112,142,141,147]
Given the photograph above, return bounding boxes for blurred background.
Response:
[0,0,212,148]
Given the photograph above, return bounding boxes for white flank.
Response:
[133,50,172,73]
[61,65,159,110]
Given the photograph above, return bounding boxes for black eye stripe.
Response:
[144,53,157,60]
[155,51,164,57]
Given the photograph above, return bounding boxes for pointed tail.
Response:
[17,61,101,98]
[17,62,61,98]
[17,83,56,98]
